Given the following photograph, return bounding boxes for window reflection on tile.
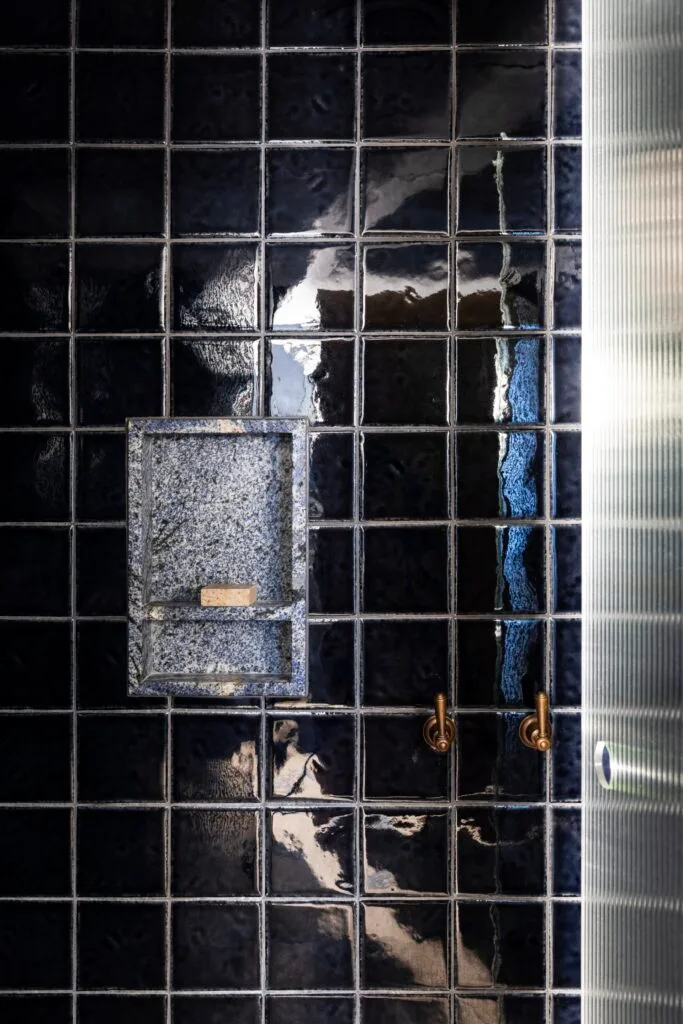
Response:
[364,717,449,801]
[363,997,450,1024]
[268,904,354,989]
[362,339,449,427]
[554,619,581,706]
[456,807,544,895]
[457,243,546,331]
[457,337,544,425]
[554,241,582,330]
[362,148,449,234]
[456,902,544,988]
[363,810,448,894]
[271,716,355,800]
[363,620,449,707]
[362,52,452,140]
[268,997,354,1024]
[268,244,355,331]
[267,338,354,426]
[267,149,355,236]
[458,147,546,234]
[457,526,545,614]
[457,431,544,519]
[362,903,449,988]
[554,0,582,43]
[363,245,449,331]
[269,809,354,894]
[455,996,545,1024]
[457,619,543,708]
[553,808,581,895]
[553,525,581,612]
[457,51,547,139]
[457,713,545,802]
[553,432,581,518]
[172,244,258,331]
[171,338,257,418]
[552,336,581,423]
[554,146,582,232]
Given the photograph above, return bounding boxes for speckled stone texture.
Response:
[128,418,308,698]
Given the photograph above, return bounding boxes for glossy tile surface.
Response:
[173,904,259,990]
[171,151,260,237]
[267,339,354,425]
[362,52,451,140]
[172,716,260,802]
[362,903,449,988]
[0,151,69,239]
[172,56,261,142]
[269,810,354,894]
[76,54,164,142]
[0,434,70,522]
[457,619,543,707]
[78,809,165,897]
[268,0,356,46]
[268,245,355,331]
[457,713,545,801]
[457,337,544,425]
[172,810,258,896]
[76,244,164,333]
[0,339,69,427]
[78,902,165,990]
[171,338,257,417]
[0,809,71,896]
[455,902,544,987]
[0,244,69,332]
[362,339,449,426]
[0,55,69,143]
[362,433,448,520]
[363,621,449,706]
[456,526,545,614]
[268,149,355,236]
[364,245,449,331]
[309,433,354,520]
[77,150,164,238]
[77,339,163,426]
[456,808,545,894]
[457,0,547,42]
[457,51,547,138]
[456,431,544,519]
[268,904,354,989]
[363,527,449,613]
[173,244,259,331]
[458,147,546,234]
[362,148,449,234]
[457,242,546,330]
[363,811,448,894]
[268,55,356,141]
[364,717,449,801]
[271,716,355,800]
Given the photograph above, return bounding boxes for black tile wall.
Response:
[0,1,581,1021]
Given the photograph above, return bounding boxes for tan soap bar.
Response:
[201,584,257,607]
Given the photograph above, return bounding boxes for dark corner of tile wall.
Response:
[0,0,582,1022]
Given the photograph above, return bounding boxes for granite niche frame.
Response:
[127,417,308,698]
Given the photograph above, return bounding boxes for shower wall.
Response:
[0,2,581,1023]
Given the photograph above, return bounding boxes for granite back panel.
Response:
[0,1,582,1023]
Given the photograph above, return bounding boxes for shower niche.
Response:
[127,417,308,698]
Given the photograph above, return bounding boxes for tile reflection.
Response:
[456,902,545,988]
[268,903,354,989]
[268,244,355,331]
[457,526,545,614]
[363,811,448,894]
[271,717,355,800]
[362,903,449,988]
[267,338,354,425]
[457,337,544,425]
[363,245,449,331]
[172,244,258,331]
[267,149,355,236]
[458,147,546,235]
[457,619,543,707]
[457,50,547,139]
[362,148,449,234]
[457,713,545,802]
[456,807,545,895]
[363,997,449,1024]
[455,996,545,1024]
[457,243,545,330]
[269,809,354,894]
[457,431,543,519]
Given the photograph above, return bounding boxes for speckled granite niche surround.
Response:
[127,418,308,698]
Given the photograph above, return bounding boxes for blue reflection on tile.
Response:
[457,526,545,614]
[499,526,541,612]
[499,620,540,704]
[457,431,543,520]
[553,808,581,895]
[554,52,582,137]
[554,242,582,329]
[554,0,582,43]
[553,525,581,612]
[552,336,581,423]
[457,337,544,425]
[458,619,543,707]
[553,902,581,987]
[500,432,541,518]
[554,995,581,1024]
[267,338,354,426]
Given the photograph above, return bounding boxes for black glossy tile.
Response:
[362,902,449,988]
[269,809,354,894]
[0,997,71,1024]
[552,714,581,801]
[553,903,581,988]
[364,244,449,331]
[78,810,165,897]
[364,717,449,801]
[309,528,354,614]
[174,996,260,1024]
[76,527,126,615]
[0,151,69,239]
[0,715,71,801]
[0,904,71,989]
[268,244,355,331]
[363,997,449,1024]
[553,525,581,612]
[172,151,260,237]
[78,715,167,802]
[1,0,70,45]
[363,810,448,894]
[76,54,164,142]
[456,807,544,894]
[0,55,69,143]
[0,622,71,710]
[456,337,544,425]
[555,241,582,329]
[171,338,257,417]
[457,0,547,42]
[457,146,546,234]
[455,997,545,1024]
[363,0,450,44]
[267,338,354,425]
[76,244,164,332]
[271,716,355,800]
[306,622,355,707]
[80,997,166,1024]
[0,809,71,896]
[553,431,581,518]
[553,808,581,895]
[554,996,581,1024]
[363,527,448,614]
[554,52,582,138]
[78,0,166,46]
[310,433,354,521]
[173,244,258,331]
[362,52,451,140]
[269,997,354,1024]
[554,619,582,706]
[456,526,545,613]
[457,242,546,330]
[0,244,69,332]
[362,339,449,426]
[77,434,125,522]
[457,713,545,801]
[554,0,582,42]
[0,339,69,426]
[77,621,164,710]
[172,55,261,142]
[457,431,544,519]
[172,0,260,46]
[553,336,581,423]
[78,903,165,990]
[268,904,354,989]
[77,150,164,238]
[267,149,355,236]
[555,146,582,232]
[458,51,547,139]
[268,55,355,141]
[173,904,259,990]
[268,0,356,46]
[172,715,260,802]
[362,148,449,234]
[0,527,70,616]
[0,434,70,522]
[455,902,544,987]
[363,620,449,707]
[362,433,447,520]
[457,619,543,708]
[172,810,258,896]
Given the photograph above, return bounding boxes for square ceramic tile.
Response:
[172,0,260,46]
[171,338,257,417]
[457,242,546,330]
[364,716,449,801]
[552,714,582,801]
[456,337,544,425]
[78,715,167,802]
[455,902,544,987]
[456,807,545,894]
[172,716,260,802]
[553,808,581,895]
[77,622,164,711]
[76,244,164,333]
[457,431,544,519]
[268,904,354,990]
[269,810,355,894]
[362,52,451,140]
[553,525,581,612]
[457,0,547,42]
[270,716,355,800]
[553,903,581,987]
[172,244,259,331]
[456,526,545,614]
[267,149,355,236]
[267,0,356,46]
[554,241,582,329]
[172,809,259,895]
[0,244,69,332]
[171,151,260,236]
[553,431,582,518]
[362,620,449,707]
[267,338,355,425]
[363,245,449,331]
[554,0,582,42]
[78,809,165,896]
[362,902,449,988]
[267,244,355,331]
[456,51,547,139]
[77,150,164,238]
[0,434,70,522]
[0,904,71,988]
[0,622,71,710]
[76,526,126,615]
[457,619,544,708]
[0,339,69,427]
[1,0,70,45]
[0,528,70,616]
[78,903,165,990]
[305,621,355,707]
[0,55,69,143]
[363,526,449,614]
[77,434,126,522]
[268,55,356,141]
[77,338,163,426]
[172,55,261,142]
[172,904,259,990]
[362,148,449,234]
[457,713,545,801]
[554,146,582,232]
[0,809,71,896]
[553,337,581,423]
[309,433,354,521]
[0,151,69,238]
[363,0,451,44]
[554,619,582,706]
[309,528,355,614]
[362,433,448,520]
[554,52,582,138]
[78,0,166,45]
[76,54,164,142]
[362,339,449,426]
[363,810,448,894]
[457,146,546,234]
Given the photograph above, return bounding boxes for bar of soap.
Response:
[200,584,257,607]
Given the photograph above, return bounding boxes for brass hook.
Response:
[423,693,455,753]
[519,692,552,752]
